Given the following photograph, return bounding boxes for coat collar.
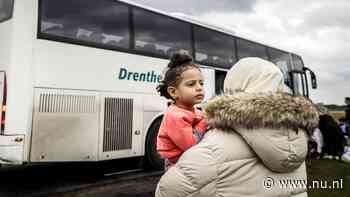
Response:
[204,92,319,133]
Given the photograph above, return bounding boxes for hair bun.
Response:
[168,52,193,68]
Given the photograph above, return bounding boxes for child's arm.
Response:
[194,118,209,133]
[166,115,198,151]
[192,118,209,142]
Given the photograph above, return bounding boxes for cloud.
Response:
[128,0,257,15]
[302,1,350,30]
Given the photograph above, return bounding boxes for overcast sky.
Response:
[131,0,350,105]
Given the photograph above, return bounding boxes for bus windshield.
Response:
[0,0,14,23]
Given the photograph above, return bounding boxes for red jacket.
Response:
[157,105,208,164]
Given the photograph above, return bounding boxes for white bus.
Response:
[0,0,317,170]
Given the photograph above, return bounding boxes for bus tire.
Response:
[144,118,164,171]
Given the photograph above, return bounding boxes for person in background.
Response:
[339,117,350,163]
[339,117,349,142]
[345,97,350,124]
[319,114,346,160]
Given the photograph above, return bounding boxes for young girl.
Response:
[156,52,208,168]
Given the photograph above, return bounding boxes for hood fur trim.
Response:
[204,93,319,133]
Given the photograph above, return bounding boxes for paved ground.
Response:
[0,158,162,197]
[3,159,347,197]
[49,174,160,197]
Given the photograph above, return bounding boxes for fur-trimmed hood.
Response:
[204,92,319,173]
[204,92,319,134]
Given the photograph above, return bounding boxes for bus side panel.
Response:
[32,40,167,94]
[0,0,36,165]
[30,89,99,162]
[0,135,25,164]
[4,0,35,136]
[142,94,167,154]
[30,89,147,162]
[97,92,144,161]
[0,16,13,71]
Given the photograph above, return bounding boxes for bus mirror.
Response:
[310,72,317,89]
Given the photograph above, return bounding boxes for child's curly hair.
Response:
[157,52,200,100]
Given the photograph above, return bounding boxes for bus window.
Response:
[194,26,236,69]
[292,54,304,71]
[0,0,14,22]
[292,73,302,96]
[133,8,192,57]
[267,48,292,88]
[215,70,227,94]
[39,0,130,49]
[237,39,268,60]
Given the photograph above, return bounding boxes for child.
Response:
[156,52,208,168]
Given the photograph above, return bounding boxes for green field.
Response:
[329,111,346,120]
[307,159,350,196]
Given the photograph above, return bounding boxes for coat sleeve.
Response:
[166,115,198,151]
[155,144,217,197]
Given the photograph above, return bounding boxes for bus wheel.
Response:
[144,118,164,171]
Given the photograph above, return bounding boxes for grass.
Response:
[307,159,350,197]
[329,111,346,120]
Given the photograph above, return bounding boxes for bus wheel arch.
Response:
[144,116,164,170]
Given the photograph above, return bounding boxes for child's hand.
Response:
[194,118,209,133]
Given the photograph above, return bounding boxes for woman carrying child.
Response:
[155,57,319,197]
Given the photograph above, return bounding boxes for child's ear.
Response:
[167,86,177,100]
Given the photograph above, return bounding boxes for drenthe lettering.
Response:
[118,68,161,83]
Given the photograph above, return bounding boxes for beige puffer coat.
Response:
[155,58,319,197]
